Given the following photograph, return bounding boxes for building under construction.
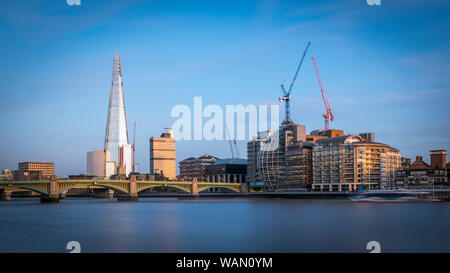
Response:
[247,122,312,191]
[286,141,314,188]
[247,130,281,190]
[246,42,402,192]
[247,125,401,192]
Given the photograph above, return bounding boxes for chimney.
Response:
[430,150,446,169]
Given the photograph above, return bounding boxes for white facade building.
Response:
[87,150,115,178]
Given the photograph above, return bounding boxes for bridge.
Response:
[0,176,247,202]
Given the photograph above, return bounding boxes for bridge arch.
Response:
[198,185,240,193]
[137,184,191,194]
[9,185,49,195]
[58,183,129,194]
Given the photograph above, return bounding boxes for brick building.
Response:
[397,150,448,186]
[179,154,218,181]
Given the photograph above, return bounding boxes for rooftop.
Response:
[214,158,247,165]
[408,156,430,169]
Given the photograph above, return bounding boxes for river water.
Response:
[0,198,449,253]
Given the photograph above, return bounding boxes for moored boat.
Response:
[349,189,444,202]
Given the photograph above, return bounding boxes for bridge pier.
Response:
[240,183,249,193]
[0,190,12,201]
[191,178,199,196]
[41,176,60,203]
[117,176,138,201]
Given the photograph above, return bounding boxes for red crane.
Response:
[311,56,334,131]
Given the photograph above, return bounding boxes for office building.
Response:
[150,128,176,180]
[14,162,55,181]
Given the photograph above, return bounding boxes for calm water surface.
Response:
[0,198,449,253]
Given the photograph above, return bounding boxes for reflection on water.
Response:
[0,198,449,253]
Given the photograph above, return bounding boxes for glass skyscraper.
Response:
[104,52,133,176]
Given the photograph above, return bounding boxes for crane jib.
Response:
[311,56,334,130]
[286,41,311,96]
[280,42,311,123]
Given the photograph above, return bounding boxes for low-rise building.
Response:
[401,157,412,168]
[205,158,247,192]
[205,158,247,183]
[179,154,219,181]
[396,151,448,186]
[0,169,11,181]
[68,174,96,180]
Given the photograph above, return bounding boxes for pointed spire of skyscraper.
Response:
[104,52,132,176]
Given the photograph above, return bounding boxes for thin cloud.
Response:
[286,0,358,17]
[397,47,450,85]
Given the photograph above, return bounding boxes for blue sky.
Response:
[0,0,449,176]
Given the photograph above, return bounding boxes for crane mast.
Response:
[132,121,136,173]
[226,127,240,159]
[280,42,311,125]
[311,56,334,131]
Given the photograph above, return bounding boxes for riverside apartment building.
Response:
[312,135,401,192]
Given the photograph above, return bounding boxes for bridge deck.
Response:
[0,180,243,196]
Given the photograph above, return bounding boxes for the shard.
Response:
[104,52,133,176]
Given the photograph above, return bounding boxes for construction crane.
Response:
[232,138,240,159]
[311,56,334,131]
[280,41,311,125]
[226,127,240,159]
[132,121,136,173]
